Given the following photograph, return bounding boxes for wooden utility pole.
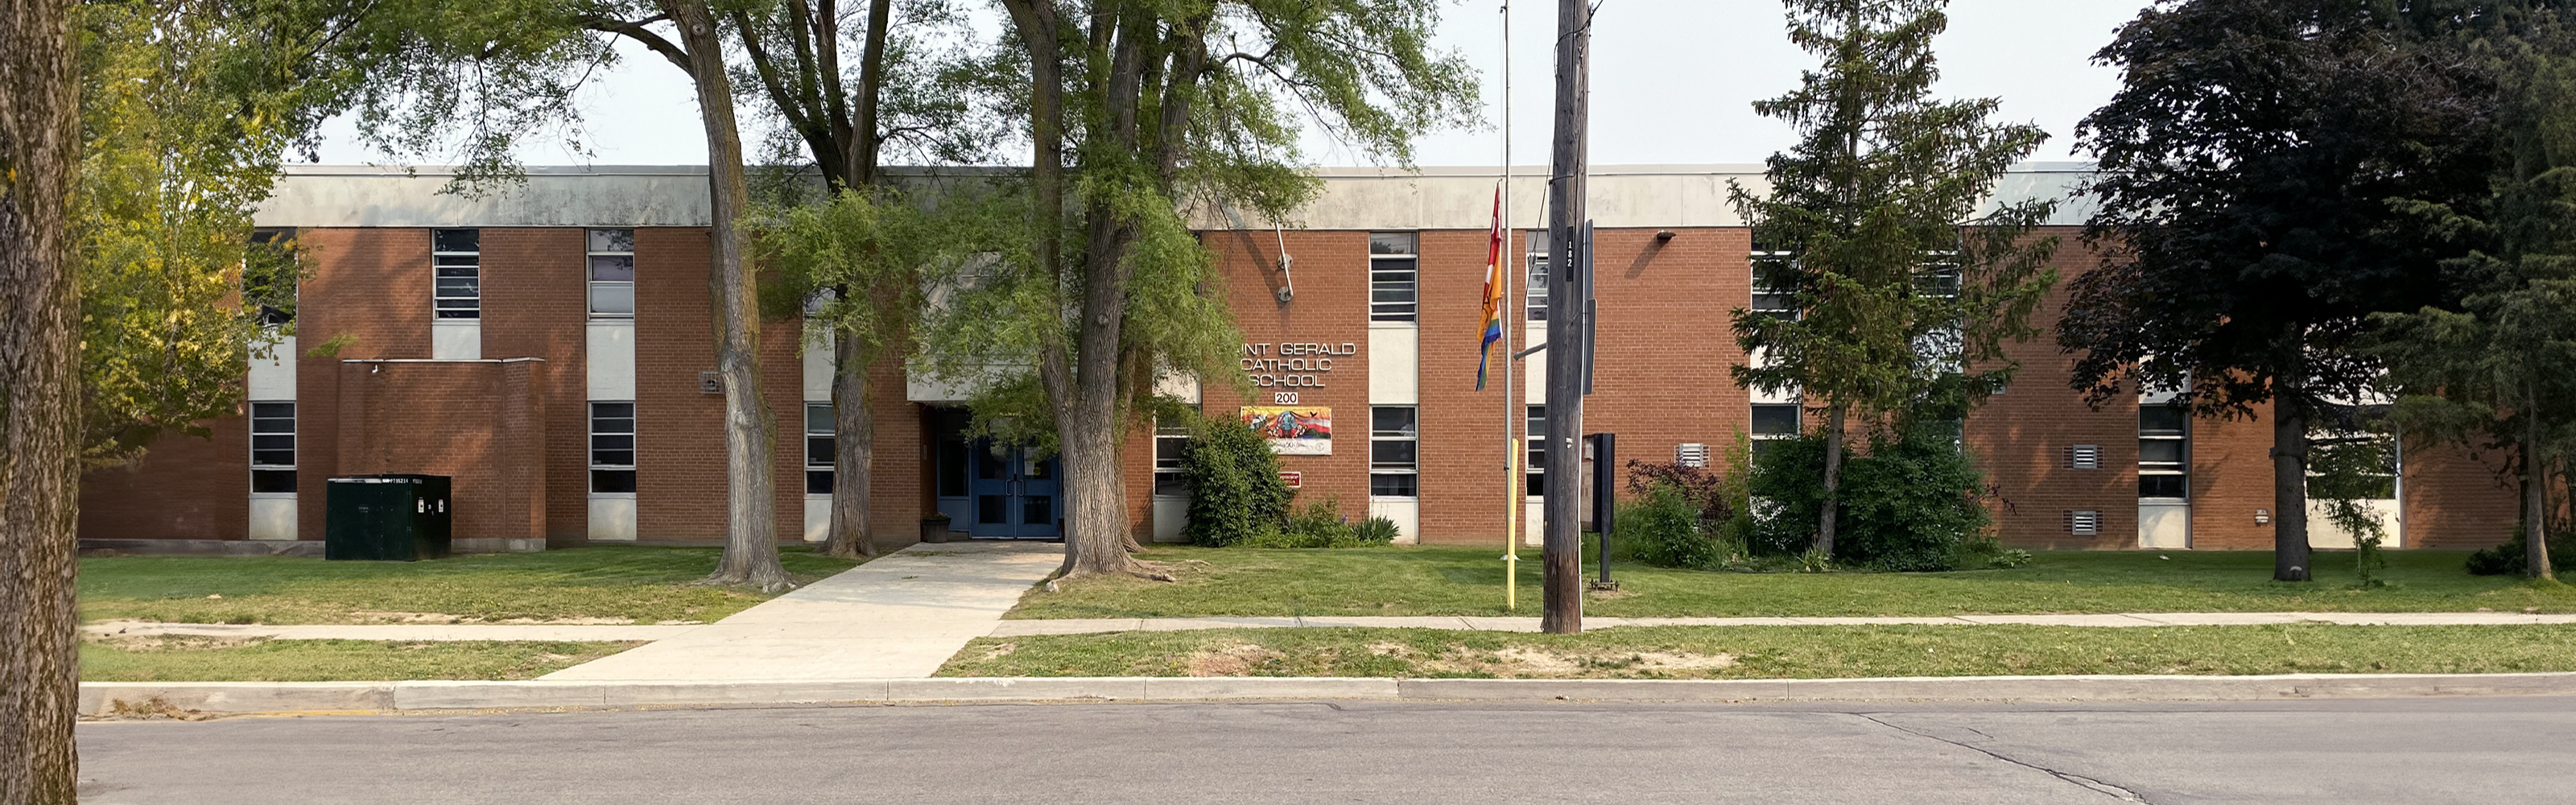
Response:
[1540,0,1590,634]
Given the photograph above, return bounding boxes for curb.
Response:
[80,671,2576,716]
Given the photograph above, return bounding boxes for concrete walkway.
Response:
[536,540,1062,681]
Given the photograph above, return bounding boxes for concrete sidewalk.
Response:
[990,611,2576,636]
[536,540,1061,681]
[93,609,2576,644]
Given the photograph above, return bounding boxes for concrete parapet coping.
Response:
[80,671,2576,716]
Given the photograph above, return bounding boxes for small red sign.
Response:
[1279,471,1302,489]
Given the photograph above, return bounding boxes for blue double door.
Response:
[968,441,1061,539]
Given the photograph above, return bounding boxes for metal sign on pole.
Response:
[1540,0,1591,635]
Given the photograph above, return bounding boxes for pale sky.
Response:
[310,0,2146,168]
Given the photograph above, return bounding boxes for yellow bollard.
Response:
[1505,438,1521,611]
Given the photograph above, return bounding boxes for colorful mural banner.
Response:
[1241,406,1332,456]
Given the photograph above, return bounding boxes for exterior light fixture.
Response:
[1654,229,1676,242]
[2255,508,2271,525]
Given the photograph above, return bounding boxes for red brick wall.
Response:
[477,228,589,546]
[2402,437,2519,548]
[73,221,2533,555]
[1414,228,1524,544]
[79,414,250,540]
[631,228,806,542]
[1198,229,1373,525]
[331,359,548,545]
[294,227,432,541]
[1969,233,2140,548]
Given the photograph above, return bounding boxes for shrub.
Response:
[1619,483,1728,570]
[1236,497,1395,548]
[1179,413,1291,547]
[1748,423,1996,571]
[2466,526,2576,576]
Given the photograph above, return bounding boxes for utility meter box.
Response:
[324,474,453,561]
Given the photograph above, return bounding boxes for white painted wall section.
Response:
[586,323,635,399]
[432,321,481,361]
[1368,497,1420,544]
[1523,324,1546,402]
[588,496,638,541]
[248,497,297,541]
[249,333,295,398]
[1151,497,1190,543]
[1369,324,1418,405]
[2139,503,2190,549]
[804,497,831,542]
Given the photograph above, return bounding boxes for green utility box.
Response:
[324,474,453,561]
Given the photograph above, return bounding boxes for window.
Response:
[805,403,834,494]
[1750,242,1798,321]
[250,402,295,493]
[589,402,636,493]
[432,229,480,320]
[1370,407,1419,497]
[1525,229,1550,321]
[1525,405,1547,497]
[588,229,635,318]
[1369,232,1418,322]
[2309,405,2397,501]
[1751,402,1800,459]
[1154,421,1191,497]
[2140,405,2189,500]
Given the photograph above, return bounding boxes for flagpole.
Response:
[1499,0,1520,611]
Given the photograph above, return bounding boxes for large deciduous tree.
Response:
[1728,0,2058,559]
[1,0,83,798]
[345,1,791,588]
[2061,0,2500,581]
[74,2,331,468]
[733,0,991,559]
[928,0,1476,578]
[2368,6,2576,581]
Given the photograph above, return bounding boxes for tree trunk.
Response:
[2527,410,2552,580]
[0,0,84,797]
[1816,404,1847,559]
[663,0,789,592]
[820,330,877,559]
[2271,401,2313,582]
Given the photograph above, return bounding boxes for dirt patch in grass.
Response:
[86,634,267,651]
[1182,642,1287,676]
[939,623,2576,679]
[1388,644,1735,679]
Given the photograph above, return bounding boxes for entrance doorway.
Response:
[967,440,1061,539]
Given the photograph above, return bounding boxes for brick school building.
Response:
[76,164,2518,555]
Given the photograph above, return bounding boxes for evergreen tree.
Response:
[1728,0,2058,558]
[2369,6,2576,581]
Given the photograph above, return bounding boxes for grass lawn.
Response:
[941,624,2576,679]
[1006,544,2576,619]
[80,546,861,625]
[80,637,641,682]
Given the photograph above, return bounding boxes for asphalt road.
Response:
[76,696,2576,804]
